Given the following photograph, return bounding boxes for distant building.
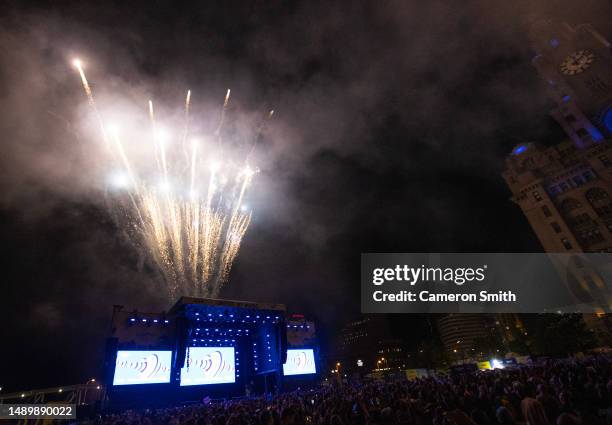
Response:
[503,20,612,338]
[335,316,406,372]
[437,314,492,359]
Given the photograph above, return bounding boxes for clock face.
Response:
[560,50,595,75]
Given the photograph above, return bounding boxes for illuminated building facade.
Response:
[503,20,612,254]
[503,20,612,337]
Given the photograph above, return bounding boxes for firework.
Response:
[73,58,265,298]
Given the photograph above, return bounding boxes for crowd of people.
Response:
[92,355,612,425]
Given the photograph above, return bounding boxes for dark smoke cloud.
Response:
[0,0,610,390]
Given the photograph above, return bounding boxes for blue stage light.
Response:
[130,318,136,322]
[164,320,169,323]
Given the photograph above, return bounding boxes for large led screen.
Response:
[283,349,317,376]
[180,347,236,386]
[112,350,172,386]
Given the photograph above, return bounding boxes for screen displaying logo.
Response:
[283,349,317,376]
[113,350,172,386]
[180,347,236,386]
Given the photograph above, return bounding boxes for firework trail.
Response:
[72,59,264,298]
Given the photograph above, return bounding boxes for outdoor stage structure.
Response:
[104,297,319,408]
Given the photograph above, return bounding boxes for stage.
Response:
[104,297,319,409]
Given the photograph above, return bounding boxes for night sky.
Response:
[1,0,611,392]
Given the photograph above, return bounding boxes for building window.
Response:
[586,187,612,217]
[561,238,573,250]
[579,228,606,246]
[559,197,582,214]
[586,187,609,202]
[551,222,562,233]
[572,213,592,225]
[542,205,552,217]
[599,155,611,167]
[583,170,596,181]
[533,191,543,201]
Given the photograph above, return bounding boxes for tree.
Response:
[529,314,597,356]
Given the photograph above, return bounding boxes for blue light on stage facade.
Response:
[562,95,571,102]
[550,38,559,48]
[128,317,169,324]
[512,145,527,155]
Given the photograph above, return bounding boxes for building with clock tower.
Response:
[502,20,612,339]
[530,20,612,145]
[503,19,612,255]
